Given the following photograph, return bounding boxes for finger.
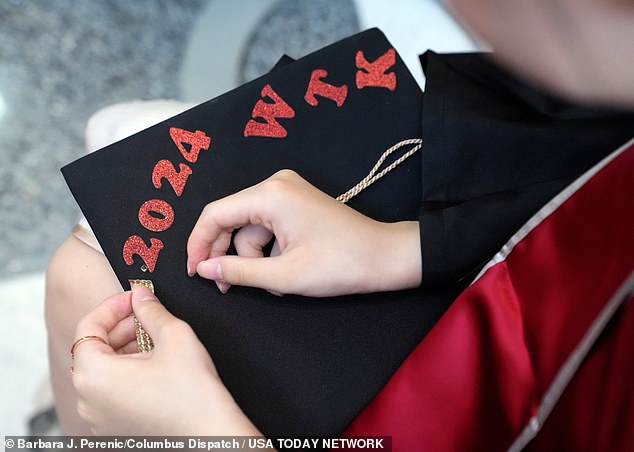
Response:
[73,292,133,358]
[186,225,233,277]
[72,292,133,374]
[234,224,274,258]
[115,340,141,355]
[130,285,182,344]
[220,225,275,294]
[187,183,276,276]
[107,315,136,350]
[196,254,292,295]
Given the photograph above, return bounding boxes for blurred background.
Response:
[0,0,476,437]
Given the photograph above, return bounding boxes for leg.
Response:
[45,236,122,434]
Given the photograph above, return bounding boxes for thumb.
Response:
[197,255,288,295]
[130,285,177,342]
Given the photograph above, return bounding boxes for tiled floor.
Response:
[0,0,207,278]
[0,272,48,437]
[1,0,476,436]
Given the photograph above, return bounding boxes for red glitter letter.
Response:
[138,199,175,232]
[169,128,211,163]
[355,48,396,91]
[304,69,348,107]
[152,160,192,197]
[244,84,295,138]
[123,235,164,273]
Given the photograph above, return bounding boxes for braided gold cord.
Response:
[336,138,422,204]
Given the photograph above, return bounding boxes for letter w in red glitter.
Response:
[244,84,296,138]
[355,48,396,91]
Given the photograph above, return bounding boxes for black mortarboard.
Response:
[62,29,459,436]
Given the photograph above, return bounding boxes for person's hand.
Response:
[71,285,261,436]
[187,169,421,297]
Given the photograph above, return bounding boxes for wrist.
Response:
[372,220,422,292]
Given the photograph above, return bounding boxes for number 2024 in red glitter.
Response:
[122,47,397,273]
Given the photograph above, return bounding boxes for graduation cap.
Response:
[62,29,459,437]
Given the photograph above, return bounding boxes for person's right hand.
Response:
[187,169,421,297]
[71,285,261,436]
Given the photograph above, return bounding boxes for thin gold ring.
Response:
[70,335,108,360]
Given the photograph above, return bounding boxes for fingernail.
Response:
[198,260,223,280]
[215,281,230,294]
[187,261,195,277]
[131,285,156,302]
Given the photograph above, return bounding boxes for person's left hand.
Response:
[187,170,422,297]
[71,285,261,436]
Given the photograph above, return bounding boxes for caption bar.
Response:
[4,436,392,451]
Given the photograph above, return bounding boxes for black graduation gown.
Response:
[418,51,634,286]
